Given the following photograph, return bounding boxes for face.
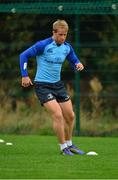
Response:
[53,28,68,44]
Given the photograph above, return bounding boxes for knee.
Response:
[53,111,63,121]
[65,111,75,124]
[69,111,75,122]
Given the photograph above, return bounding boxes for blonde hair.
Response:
[53,19,69,32]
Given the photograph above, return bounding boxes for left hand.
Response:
[75,63,84,71]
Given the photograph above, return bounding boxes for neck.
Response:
[52,36,62,46]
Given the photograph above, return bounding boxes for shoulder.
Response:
[33,37,53,53]
[64,41,74,53]
[36,37,53,47]
[64,41,70,47]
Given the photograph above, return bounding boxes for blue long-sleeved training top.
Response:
[20,37,80,83]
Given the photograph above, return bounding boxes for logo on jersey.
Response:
[47,48,53,53]
[23,62,27,70]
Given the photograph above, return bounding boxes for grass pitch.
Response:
[0,135,118,179]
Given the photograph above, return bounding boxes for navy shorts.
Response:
[34,80,70,105]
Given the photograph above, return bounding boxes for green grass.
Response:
[0,135,118,179]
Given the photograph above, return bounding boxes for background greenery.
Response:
[0,13,118,135]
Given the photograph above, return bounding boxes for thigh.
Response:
[44,99,62,115]
[59,100,74,120]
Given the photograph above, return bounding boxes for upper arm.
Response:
[19,38,52,76]
[20,40,45,60]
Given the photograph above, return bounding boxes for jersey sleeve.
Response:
[19,40,48,77]
[66,44,80,70]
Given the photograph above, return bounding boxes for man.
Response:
[19,19,84,156]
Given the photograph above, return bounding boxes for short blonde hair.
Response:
[53,19,69,32]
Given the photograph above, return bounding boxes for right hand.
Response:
[21,76,33,87]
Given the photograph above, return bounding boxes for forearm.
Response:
[20,53,28,77]
[19,46,37,77]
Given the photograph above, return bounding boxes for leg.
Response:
[44,99,65,144]
[59,100,85,155]
[44,99,74,156]
[59,99,75,141]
